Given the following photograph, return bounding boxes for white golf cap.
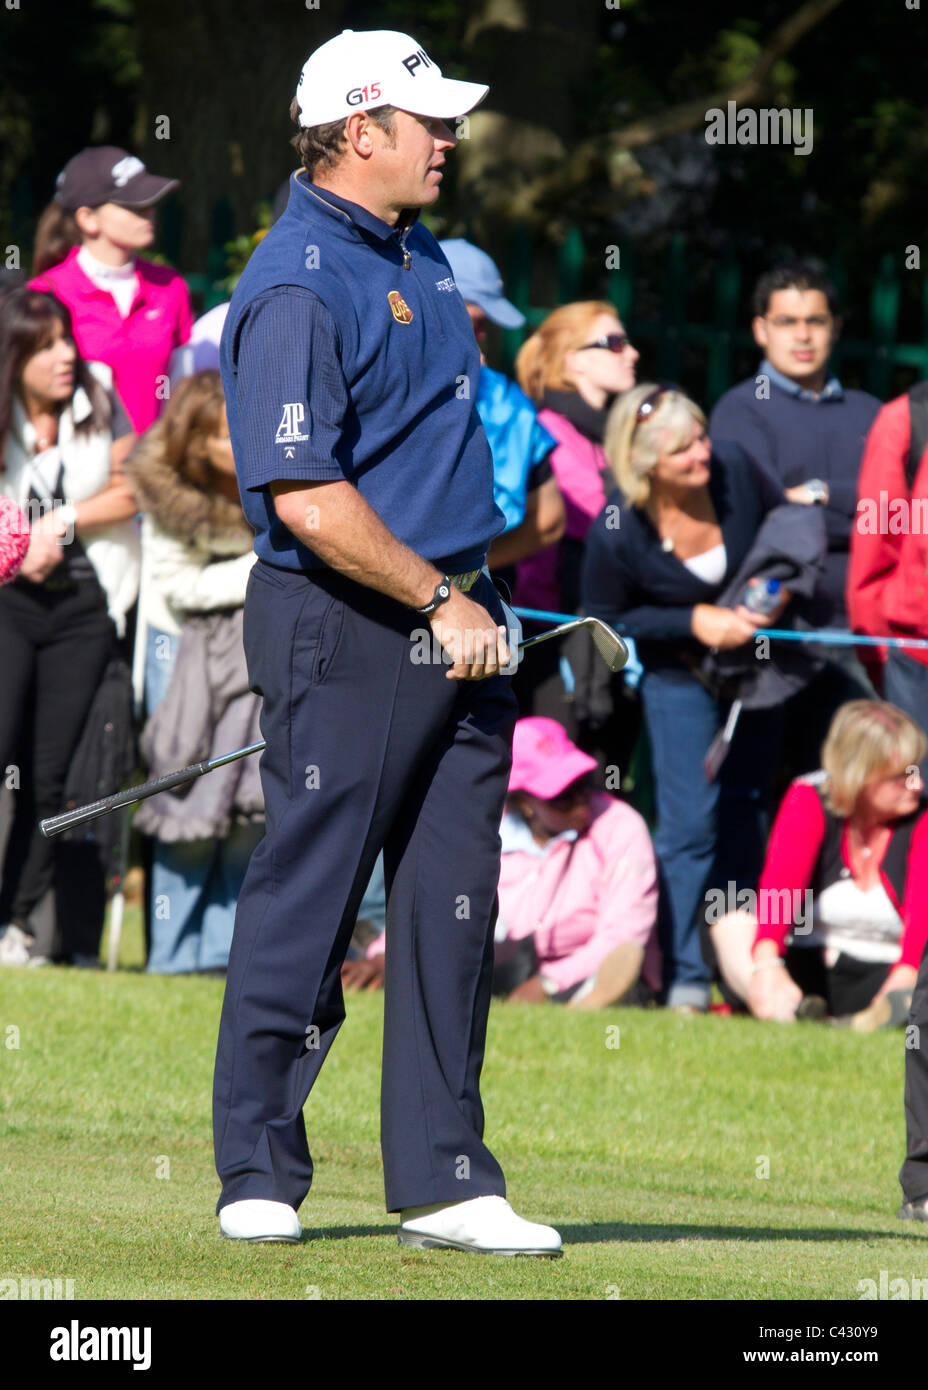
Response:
[295,28,489,128]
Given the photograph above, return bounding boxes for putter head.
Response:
[585,617,629,673]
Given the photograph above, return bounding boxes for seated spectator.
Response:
[348,717,661,1004]
[848,382,928,734]
[710,701,928,1027]
[493,717,660,1006]
[124,371,262,975]
[582,382,826,1011]
[709,262,881,765]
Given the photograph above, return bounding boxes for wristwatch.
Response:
[805,479,829,505]
[415,575,453,615]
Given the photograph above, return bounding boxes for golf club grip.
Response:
[40,760,210,838]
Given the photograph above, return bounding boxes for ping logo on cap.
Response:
[401,47,432,76]
[111,155,145,187]
[388,291,414,324]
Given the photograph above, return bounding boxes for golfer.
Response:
[213,28,561,1255]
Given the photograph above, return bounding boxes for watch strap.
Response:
[415,575,453,615]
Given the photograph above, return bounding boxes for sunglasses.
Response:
[577,333,631,354]
[635,382,679,424]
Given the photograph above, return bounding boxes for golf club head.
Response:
[585,617,629,673]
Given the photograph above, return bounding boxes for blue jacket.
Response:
[476,366,556,531]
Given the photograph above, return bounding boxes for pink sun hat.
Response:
[508,717,598,800]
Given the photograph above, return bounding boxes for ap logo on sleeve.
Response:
[276,403,309,444]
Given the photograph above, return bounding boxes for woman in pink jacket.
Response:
[494,717,661,1006]
[513,301,639,618]
[509,302,642,772]
[28,146,192,434]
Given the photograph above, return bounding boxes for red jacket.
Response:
[847,394,928,668]
[754,778,928,970]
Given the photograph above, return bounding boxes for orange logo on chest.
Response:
[388,291,414,323]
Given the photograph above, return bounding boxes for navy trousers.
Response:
[213,560,518,1214]
[901,938,928,1203]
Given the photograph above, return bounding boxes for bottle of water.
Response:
[742,577,781,616]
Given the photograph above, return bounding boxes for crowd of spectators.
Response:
[1,141,927,1035]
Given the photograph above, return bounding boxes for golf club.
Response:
[39,615,628,839]
[518,615,628,673]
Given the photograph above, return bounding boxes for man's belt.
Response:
[448,569,482,593]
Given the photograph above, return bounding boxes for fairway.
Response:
[2,913,927,1302]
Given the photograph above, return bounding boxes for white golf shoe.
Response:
[0,924,33,966]
[398,1195,562,1256]
[219,1199,302,1243]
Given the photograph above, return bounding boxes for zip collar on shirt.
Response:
[291,171,420,268]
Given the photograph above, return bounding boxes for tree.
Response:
[130,0,350,269]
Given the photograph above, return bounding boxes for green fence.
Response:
[499,228,928,405]
[179,221,928,406]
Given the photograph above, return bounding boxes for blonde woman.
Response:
[581,383,794,1010]
[710,701,927,1027]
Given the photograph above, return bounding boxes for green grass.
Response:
[1,903,926,1299]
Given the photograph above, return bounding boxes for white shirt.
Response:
[3,363,140,637]
[806,876,903,965]
[76,247,140,318]
[682,543,727,586]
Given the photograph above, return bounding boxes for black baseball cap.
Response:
[54,146,179,211]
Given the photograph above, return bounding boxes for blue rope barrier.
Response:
[755,627,928,652]
[512,608,928,653]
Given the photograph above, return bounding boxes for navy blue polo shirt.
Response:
[219,171,505,573]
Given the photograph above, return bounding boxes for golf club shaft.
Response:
[39,743,267,838]
[517,618,588,654]
[40,619,595,839]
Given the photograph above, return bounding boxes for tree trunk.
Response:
[453,0,602,245]
[131,0,349,272]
